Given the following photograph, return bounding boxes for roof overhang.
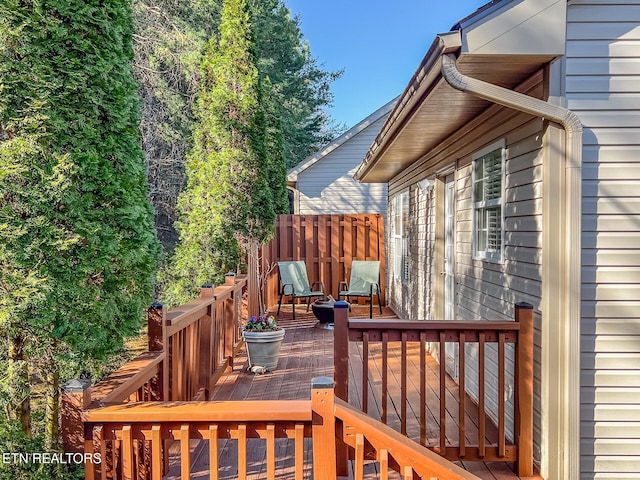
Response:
[355,0,566,183]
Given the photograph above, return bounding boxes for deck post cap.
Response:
[61,379,91,393]
[334,301,349,309]
[515,302,533,309]
[311,376,334,389]
[150,301,164,309]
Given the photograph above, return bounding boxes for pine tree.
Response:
[0,0,161,447]
[163,0,275,305]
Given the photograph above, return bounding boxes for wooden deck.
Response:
[164,305,540,480]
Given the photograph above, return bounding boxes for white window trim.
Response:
[472,139,506,264]
[392,191,409,284]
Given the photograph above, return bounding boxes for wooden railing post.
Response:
[334,301,349,402]
[311,377,337,480]
[225,289,236,366]
[515,302,534,477]
[333,301,350,477]
[199,284,215,399]
[148,302,168,400]
[61,379,91,454]
[248,240,260,316]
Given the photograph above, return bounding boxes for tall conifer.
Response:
[164,0,275,305]
[0,0,161,446]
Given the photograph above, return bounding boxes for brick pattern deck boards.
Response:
[163,305,540,480]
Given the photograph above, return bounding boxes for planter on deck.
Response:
[242,329,286,371]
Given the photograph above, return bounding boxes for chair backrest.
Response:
[349,260,380,293]
[278,261,311,295]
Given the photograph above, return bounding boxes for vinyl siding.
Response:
[296,115,388,217]
[566,1,640,478]
[388,72,545,462]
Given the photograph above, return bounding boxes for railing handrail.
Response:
[81,379,480,480]
[335,397,480,480]
[334,301,535,477]
[166,276,246,335]
[84,399,312,423]
[347,318,520,331]
[90,351,165,405]
[61,274,249,454]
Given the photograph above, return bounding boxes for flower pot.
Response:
[242,329,286,371]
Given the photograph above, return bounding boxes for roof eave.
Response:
[354,31,461,183]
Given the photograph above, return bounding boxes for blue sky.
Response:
[284,0,489,129]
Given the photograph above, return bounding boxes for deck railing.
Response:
[61,275,248,455]
[81,378,479,480]
[333,301,534,477]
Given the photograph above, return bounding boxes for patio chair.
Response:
[338,260,382,318]
[277,261,325,320]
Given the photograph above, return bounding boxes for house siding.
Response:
[388,72,546,462]
[296,115,388,217]
[567,1,640,478]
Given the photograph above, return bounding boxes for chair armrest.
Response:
[281,283,295,296]
[338,281,348,292]
[311,281,325,294]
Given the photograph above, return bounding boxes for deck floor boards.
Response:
[164,305,540,480]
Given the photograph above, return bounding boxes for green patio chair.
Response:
[277,261,325,320]
[338,260,382,318]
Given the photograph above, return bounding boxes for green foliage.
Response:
[133,0,223,249]
[0,418,83,480]
[134,0,344,253]
[162,0,276,305]
[251,0,345,168]
[0,0,161,445]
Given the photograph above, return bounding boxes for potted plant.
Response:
[242,313,285,371]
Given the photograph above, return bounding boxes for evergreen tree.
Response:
[132,0,222,250]
[163,0,275,305]
[0,0,161,448]
[133,0,344,253]
[251,0,345,167]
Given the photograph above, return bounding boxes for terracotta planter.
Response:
[242,329,286,371]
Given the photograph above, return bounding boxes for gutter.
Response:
[354,32,461,182]
[440,49,581,479]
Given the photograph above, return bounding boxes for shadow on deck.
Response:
[164,305,539,480]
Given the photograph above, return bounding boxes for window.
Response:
[473,141,505,263]
[393,191,410,283]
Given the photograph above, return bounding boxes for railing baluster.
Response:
[151,425,162,480]
[478,332,486,458]
[238,423,247,480]
[355,433,365,480]
[498,332,506,458]
[180,424,190,480]
[439,331,446,455]
[266,424,276,480]
[122,426,134,480]
[382,332,388,424]
[208,425,219,480]
[420,331,427,446]
[459,332,466,458]
[362,332,369,413]
[379,448,389,480]
[295,423,304,480]
[403,465,414,479]
[101,427,108,480]
[401,331,408,435]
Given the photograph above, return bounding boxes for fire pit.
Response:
[311,296,336,328]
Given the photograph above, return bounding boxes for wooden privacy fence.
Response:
[61,276,248,456]
[81,378,479,480]
[260,214,385,308]
[333,302,535,477]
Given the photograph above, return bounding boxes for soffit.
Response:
[358,53,552,183]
